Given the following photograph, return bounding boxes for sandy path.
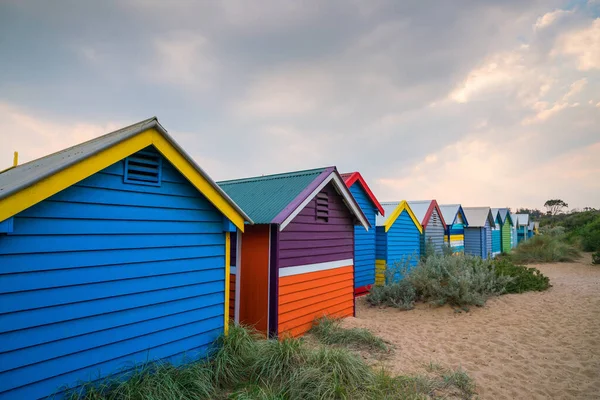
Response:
[343,255,600,399]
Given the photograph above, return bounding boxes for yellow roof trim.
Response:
[384,200,423,234]
[0,128,246,231]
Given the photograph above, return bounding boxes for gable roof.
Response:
[406,200,446,228]
[0,117,252,229]
[340,172,385,215]
[495,208,513,225]
[439,204,469,227]
[218,167,370,231]
[514,213,530,226]
[376,201,423,233]
[463,207,495,227]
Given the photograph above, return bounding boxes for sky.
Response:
[0,0,599,211]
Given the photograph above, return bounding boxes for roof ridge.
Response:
[5,117,157,172]
[218,166,329,185]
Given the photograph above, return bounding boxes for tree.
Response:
[544,199,568,216]
[516,208,543,219]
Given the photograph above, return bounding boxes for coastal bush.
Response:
[67,324,477,399]
[579,216,600,252]
[366,280,416,310]
[509,234,580,263]
[493,259,550,293]
[592,251,600,265]
[407,253,511,308]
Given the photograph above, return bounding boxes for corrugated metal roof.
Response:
[376,202,403,226]
[439,204,462,226]
[0,117,252,223]
[515,213,530,226]
[491,208,500,221]
[0,118,157,199]
[340,171,385,215]
[218,168,327,224]
[406,200,432,225]
[463,207,494,227]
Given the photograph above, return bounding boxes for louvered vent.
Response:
[124,151,162,186]
[316,192,329,222]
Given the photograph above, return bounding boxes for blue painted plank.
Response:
[0,269,224,314]
[0,281,224,334]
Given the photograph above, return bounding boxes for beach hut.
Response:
[515,214,530,243]
[533,221,540,235]
[218,167,369,338]
[340,172,385,296]
[496,208,514,254]
[439,204,468,253]
[0,118,252,399]
[407,200,446,255]
[490,208,502,258]
[510,213,519,248]
[375,201,423,284]
[463,207,495,259]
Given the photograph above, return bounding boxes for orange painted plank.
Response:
[278,287,352,316]
[278,294,354,325]
[279,280,352,306]
[279,265,352,287]
[239,225,270,333]
[279,271,353,296]
[279,302,354,337]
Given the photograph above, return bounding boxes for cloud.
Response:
[553,18,600,70]
[141,33,216,87]
[562,78,588,100]
[534,9,572,30]
[0,102,121,169]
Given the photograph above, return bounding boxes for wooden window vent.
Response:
[124,151,162,186]
[316,192,329,222]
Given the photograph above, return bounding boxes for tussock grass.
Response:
[310,316,389,352]
[509,234,580,264]
[67,324,477,400]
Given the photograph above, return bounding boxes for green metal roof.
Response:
[217,167,327,224]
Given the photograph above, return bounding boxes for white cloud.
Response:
[563,78,588,100]
[553,18,600,70]
[534,9,572,30]
[142,33,216,87]
[233,68,332,118]
[0,102,121,169]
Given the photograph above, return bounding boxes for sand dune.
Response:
[344,254,600,399]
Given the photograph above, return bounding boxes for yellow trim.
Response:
[0,128,246,231]
[375,259,386,286]
[383,200,423,234]
[13,151,18,167]
[224,232,231,335]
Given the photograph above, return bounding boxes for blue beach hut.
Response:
[341,172,385,296]
[0,118,252,399]
[375,201,423,284]
[439,204,468,253]
[463,207,495,259]
[490,208,502,258]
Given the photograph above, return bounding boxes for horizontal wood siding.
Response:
[279,183,354,268]
[348,183,376,291]
[485,221,493,259]
[278,266,354,337]
[464,227,482,257]
[424,208,445,254]
[501,222,511,253]
[0,148,226,400]
[385,210,420,282]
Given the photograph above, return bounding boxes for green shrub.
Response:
[493,259,550,293]
[309,316,388,351]
[509,234,580,263]
[580,217,600,252]
[407,253,511,308]
[592,251,600,265]
[366,280,416,310]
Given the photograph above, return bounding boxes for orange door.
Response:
[239,225,271,334]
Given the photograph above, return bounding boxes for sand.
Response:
[343,254,600,399]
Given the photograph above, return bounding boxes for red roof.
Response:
[340,172,385,215]
[423,200,446,229]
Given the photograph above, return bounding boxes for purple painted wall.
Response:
[279,183,355,268]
